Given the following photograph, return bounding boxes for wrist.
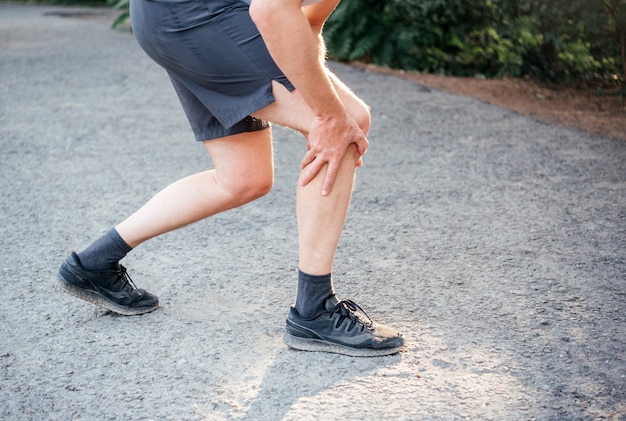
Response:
[313,107,348,122]
[310,88,346,120]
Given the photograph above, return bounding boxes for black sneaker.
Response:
[284,295,405,357]
[57,252,158,316]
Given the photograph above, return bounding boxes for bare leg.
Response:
[298,71,370,274]
[252,73,370,275]
[296,144,361,274]
[58,123,274,316]
[115,128,274,248]
[256,73,404,356]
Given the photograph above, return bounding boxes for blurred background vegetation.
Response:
[325,0,625,87]
[22,0,626,87]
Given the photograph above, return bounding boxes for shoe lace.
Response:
[111,264,138,292]
[330,299,374,332]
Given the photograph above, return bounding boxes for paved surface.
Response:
[1,3,625,420]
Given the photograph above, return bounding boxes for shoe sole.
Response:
[283,332,403,357]
[56,274,158,316]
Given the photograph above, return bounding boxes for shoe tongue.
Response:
[325,294,340,310]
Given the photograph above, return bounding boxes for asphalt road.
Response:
[1,3,625,420]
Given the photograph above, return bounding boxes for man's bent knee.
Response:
[235,176,273,204]
[357,107,371,136]
[350,101,371,136]
[215,171,273,206]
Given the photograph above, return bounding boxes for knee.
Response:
[250,174,273,200]
[351,102,371,136]
[231,173,273,205]
[215,168,273,207]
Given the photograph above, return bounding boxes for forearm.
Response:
[249,0,345,119]
[303,0,340,33]
[305,0,338,60]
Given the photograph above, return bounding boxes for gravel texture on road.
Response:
[1,3,625,420]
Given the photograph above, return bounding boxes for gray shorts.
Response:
[129,0,295,141]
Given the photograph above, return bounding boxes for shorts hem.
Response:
[193,114,270,141]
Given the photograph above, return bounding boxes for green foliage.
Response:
[558,40,602,77]
[107,0,129,28]
[324,0,626,84]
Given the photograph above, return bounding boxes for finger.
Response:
[300,149,316,169]
[321,162,339,196]
[356,137,369,156]
[300,158,325,187]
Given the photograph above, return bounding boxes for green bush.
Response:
[108,0,129,28]
[324,0,626,84]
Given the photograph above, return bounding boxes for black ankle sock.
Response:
[294,269,334,319]
[77,228,132,271]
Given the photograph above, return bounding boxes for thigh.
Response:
[251,68,371,136]
[202,128,275,190]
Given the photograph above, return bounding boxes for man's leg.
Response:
[58,129,275,315]
[253,76,404,356]
[115,129,274,248]
[297,71,371,275]
[253,77,369,276]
